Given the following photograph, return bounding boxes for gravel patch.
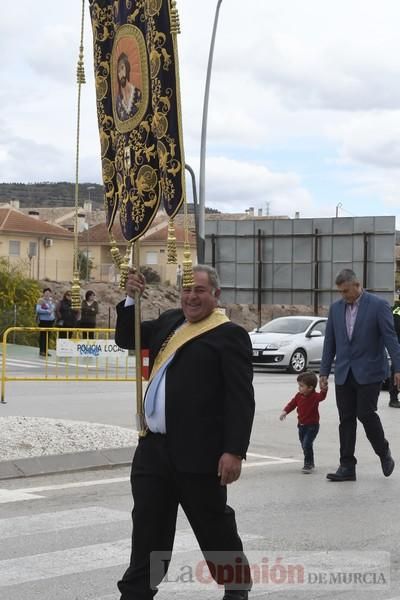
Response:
[0,416,136,461]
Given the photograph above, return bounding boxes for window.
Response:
[9,240,20,256]
[311,321,327,336]
[146,252,158,265]
[260,318,313,334]
[28,241,37,258]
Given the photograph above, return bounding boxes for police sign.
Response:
[56,339,128,359]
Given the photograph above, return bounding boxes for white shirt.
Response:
[124,295,167,432]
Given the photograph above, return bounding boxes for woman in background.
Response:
[56,291,79,338]
[80,290,99,339]
[36,287,56,356]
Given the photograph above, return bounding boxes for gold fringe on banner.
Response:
[167,218,177,264]
[71,273,82,309]
[182,191,194,287]
[109,234,123,269]
[170,0,181,35]
[182,243,194,288]
[119,242,133,290]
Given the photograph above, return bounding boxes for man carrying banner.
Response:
[115,264,255,600]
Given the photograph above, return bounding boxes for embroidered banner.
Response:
[89,0,185,241]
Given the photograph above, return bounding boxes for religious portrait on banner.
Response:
[111,24,149,133]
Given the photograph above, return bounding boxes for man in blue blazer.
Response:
[320,269,400,481]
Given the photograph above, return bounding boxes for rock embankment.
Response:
[45,280,327,332]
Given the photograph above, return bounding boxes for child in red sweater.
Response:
[280,371,327,473]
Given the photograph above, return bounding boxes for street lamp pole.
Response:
[185,163,200,261]
[198,0,223,264]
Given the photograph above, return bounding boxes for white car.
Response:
[249,316,328,373]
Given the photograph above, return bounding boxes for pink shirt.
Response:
[345,293,362,339]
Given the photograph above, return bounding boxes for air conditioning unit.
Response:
[44,238,53,248]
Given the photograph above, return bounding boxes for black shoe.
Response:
[223,592,249,600]
[326,466,356,481]
[389,400,400,408]
[380,450,395,477]
[302,464,314,474]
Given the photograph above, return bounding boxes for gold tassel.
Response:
[170,0,181,34]
[71,271,81,310]
[167,218,177,264]
[109,234,123,269]
[181,153,194,286]
[119,242,133,290]
[182,243,194,288]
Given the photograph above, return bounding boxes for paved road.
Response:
[1,365,400,599]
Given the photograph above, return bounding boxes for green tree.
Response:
[78,250,93,282]
[0,258,41,340]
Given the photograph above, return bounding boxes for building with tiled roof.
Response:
[0,206,74,280]
[19,202,106,232]
[79,214,197,284]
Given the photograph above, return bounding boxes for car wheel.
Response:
[288,349,307,373]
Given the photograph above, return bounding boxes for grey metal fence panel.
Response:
[293,237,313,263]
[293,264,313,289]
[274,264,292,288]
[205,216,396,308]
[236,263,253,287]
[332,236,353,262]
[293,292,313,305]
[275,237,293,262]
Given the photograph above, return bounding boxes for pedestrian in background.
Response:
[320,268,400,481]
[280,371,327,473]
[56,291,79,339]
[80,290,99,339]
[388,295,400,408]
[35,287,55,357]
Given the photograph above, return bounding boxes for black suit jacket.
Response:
[115,302,255,473]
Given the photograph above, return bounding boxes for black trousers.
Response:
[335,371,389,467]
[38,320,54,354]
[389,365,399,403]
[118,433,251,600]
[79,321,95,339]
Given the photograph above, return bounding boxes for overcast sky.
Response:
[1,1,400,222]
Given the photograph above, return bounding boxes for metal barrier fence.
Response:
[1,327,139,403]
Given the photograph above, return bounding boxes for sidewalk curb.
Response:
[0,446,135,480]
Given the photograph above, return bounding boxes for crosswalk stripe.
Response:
[0,531,261,587]
[0,507,127,539]
[16,476,131,493]
[0,477,132,503]
[0,489,45,503]
[4,359,40,369]
[245,460,299,467]
[247,452,300,463]
[0,539,131,587]
[0,453,300,504]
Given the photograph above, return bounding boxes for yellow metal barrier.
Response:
[1,327,138,403]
